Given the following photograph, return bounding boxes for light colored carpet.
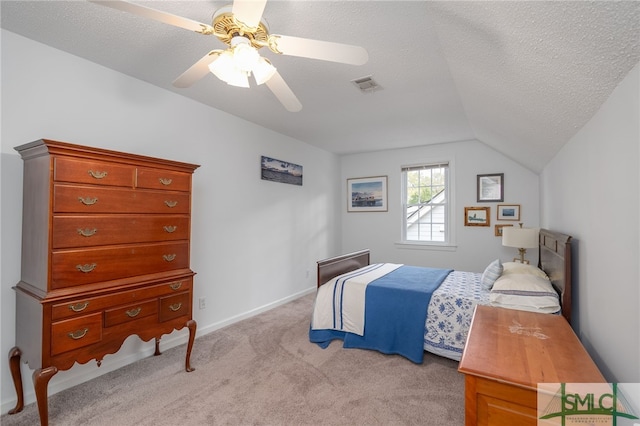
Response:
[2,293,464,425]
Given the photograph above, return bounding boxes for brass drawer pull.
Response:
[77,228,98,237]
[163,254,176,262]
[126,307,142,318]
[163,225,177,233]
[88,170,108,179]
[69,301,89,312]
[164,200,178,208]
[169,303,182,312]
[159,178,173,186]
[78,196,98,206]
[76,263,97,273]
[68,328,89,340]
[169,282,182,290]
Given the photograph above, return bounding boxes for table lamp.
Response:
[502,224,538,264]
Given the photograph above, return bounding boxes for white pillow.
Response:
[489,273,560,314]
[501,262,549,280]
[481,259,503,290]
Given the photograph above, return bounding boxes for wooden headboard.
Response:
[538,229,573,324]
[316,249,370,288]
[316,228,573,323]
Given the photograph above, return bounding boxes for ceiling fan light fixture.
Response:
[252,57,276,85]
[208,50,250,88]
[231,37,259,72]
[224,70,251,88]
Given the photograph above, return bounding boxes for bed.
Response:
[309,229,572,363]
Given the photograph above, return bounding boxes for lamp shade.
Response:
[252,57,276,85]
[208,51,250,88]
[502,227,538,249]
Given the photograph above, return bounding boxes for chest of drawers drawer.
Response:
[54,157,135,187]
[52,215,190,248]
[137,167,191,192]
[51,242,189,289]
[159,291,192,322]
[104,299,158,328]
[54,184,191,214]
[51,277,193,321]
[51,313,103,356]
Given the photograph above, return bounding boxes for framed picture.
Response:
[477,173,504,202]
[497,204,521,221]
[495,224,514,237]
[261,156,303,186]
[347,176,388,212]
[464,206,490,226]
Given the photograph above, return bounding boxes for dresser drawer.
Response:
[159,292,192,322]
[53,184,191,214]
[51,277,193,320]
[54,157,135,187]
[137,168,192,192]
[51,312,103,356]
[104,299,158,328]
[51,242,190,289]
[52,215,190,248]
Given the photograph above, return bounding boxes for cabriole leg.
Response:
[33,366,58,426]
[8,347,24,414]
[185,319,197,372]
[154,337,162,356]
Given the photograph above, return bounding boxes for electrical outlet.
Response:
[198,297,206,310]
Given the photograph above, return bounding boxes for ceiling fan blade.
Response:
[89,1,215,35]
[232,0,268,29]
[265,71,302,112]
[173,51,221,88]
[270,35,368,66]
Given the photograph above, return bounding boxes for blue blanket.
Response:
[309,265,453,363]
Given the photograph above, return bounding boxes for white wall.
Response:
[340,140,540,272]
[0,30,341,413]
[540,64,640,382]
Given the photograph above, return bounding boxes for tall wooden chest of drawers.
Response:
[8,139,200,426]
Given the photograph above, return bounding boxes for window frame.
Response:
[400,159,455,248]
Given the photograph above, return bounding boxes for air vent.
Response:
[351,75,382,93]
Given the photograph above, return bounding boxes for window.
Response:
[402,162,450,244]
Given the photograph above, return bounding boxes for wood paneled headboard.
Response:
[538,229,573,324]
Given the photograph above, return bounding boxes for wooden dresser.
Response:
[458,305,605,426]
[8,139,200,426]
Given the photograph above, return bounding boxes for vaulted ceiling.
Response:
[2,1,639,172]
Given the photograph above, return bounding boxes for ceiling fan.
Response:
[89,0,369,112]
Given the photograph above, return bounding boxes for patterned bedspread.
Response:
[423,270,490,361]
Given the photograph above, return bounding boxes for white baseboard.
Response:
[196,287,315,336]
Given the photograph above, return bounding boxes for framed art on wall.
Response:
[495,224,514,236]
[497,204,521,221]
[261,156,303,186]
[477,173,504,202]
[465,206,490,226]
[347,176,388,212]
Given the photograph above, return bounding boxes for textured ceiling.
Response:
[2,1,639,172]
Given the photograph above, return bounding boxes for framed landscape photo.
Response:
[347,176,388,212]
[261,156,303,186]
[465,206,490,226]
[477,173,504,202]
[497,204,521,221]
